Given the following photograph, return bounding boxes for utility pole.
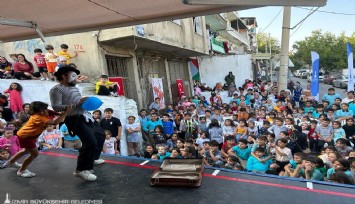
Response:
[278,6,291,92]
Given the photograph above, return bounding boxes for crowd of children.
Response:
[135,81,355,185]
[0,44,78,81]
[1,56,355,185]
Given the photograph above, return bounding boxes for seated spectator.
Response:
[169,148,182,159]
[203,140,223,167]
[157,146,171,160]
[38,125,64,149]
[195,132,210,150]
[16,103,31,127]
[0,56,13,79]
[13,54,38,80]
[228,139,251,169]
[246,147,272,173]
[269,138,293,175]
[60,123,81,150]
[335,138,353,158]
[292,157,324,181]
[143,145,157,159]
[326,158,353,180]
[328,172,354,185]
[166,133,178,152]
[221,136,236,160]
[0,128,21,157]
[283,152,304,177]
[222,156,242,170]
[0,149,10,166]
[95,75,119,97]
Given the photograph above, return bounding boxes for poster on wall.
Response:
[151,78,165,109]
[109,77,125,96]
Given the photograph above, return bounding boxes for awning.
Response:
[101,36,206,58]
[0,0,326,42]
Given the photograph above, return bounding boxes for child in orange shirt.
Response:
[238,108,249,121]
[1,101,72,178]
[235,119,248,142]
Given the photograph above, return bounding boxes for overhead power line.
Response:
[296,7,355,16]
[260,8,283,33]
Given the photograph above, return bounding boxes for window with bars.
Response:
[105,55,133,99]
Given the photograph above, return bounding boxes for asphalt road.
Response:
[289,75,347,98]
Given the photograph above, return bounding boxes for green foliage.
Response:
[291,30,355,72]
[257,32,280,54]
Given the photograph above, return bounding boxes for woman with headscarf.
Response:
[0,56,13,79]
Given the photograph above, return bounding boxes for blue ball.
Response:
[82,97,103,111]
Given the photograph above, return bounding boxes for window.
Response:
[193,17,203,35]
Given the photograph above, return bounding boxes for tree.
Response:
[290,30,355,72]
[257,32,280,54]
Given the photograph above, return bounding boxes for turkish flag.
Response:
[109,77,125,96]
[176,79,184,98]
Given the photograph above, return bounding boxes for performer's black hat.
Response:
[54,65,80,77]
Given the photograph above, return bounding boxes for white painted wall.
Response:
[199,54,253,88]
[0,79,139,156]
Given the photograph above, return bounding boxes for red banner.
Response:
[109,77,124,96]
[176,79,184,98]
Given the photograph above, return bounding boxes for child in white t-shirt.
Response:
[102,130,118,155]
[38,125,64,149]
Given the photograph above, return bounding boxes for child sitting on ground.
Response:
[166,133,178,152]
[246,147,272,174]
[0,149,10,166]
[38,124,64,149]
[291,157,324,181]
[283,152,304,177]
[157,146,171,160]
[0,128,21,156]
[1,101,71,178]
[228,139,251,169]
[221,136,236,160]
[269,138,293,176]
[222,156,242,170]
[203,140,224,167]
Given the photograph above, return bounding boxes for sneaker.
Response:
[73,170,97,181]
[88,169,94,174]
[40,78,45,81]
[17,169,36,178]
[46,78,50,81]
[110,92,118,97]
[94,159,105,165]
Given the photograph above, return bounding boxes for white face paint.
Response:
[68,71,78,83]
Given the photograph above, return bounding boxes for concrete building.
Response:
[197,12,257,88]
[0,17,209,109]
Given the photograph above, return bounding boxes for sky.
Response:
[239,0,355,50]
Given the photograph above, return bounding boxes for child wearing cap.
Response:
[95,75,119,97]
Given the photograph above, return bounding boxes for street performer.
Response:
[50,65,105,181]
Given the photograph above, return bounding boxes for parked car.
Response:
[323,73,340,84]
[294,69,307,77]
[300,72,308,79]
[307,72,324,82]
[332,75,352,89]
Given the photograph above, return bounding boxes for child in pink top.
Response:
[4,82,23,116]
[0,128,21,156]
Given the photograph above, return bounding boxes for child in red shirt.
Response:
[308,120,318,152]
[33,48,49,81]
